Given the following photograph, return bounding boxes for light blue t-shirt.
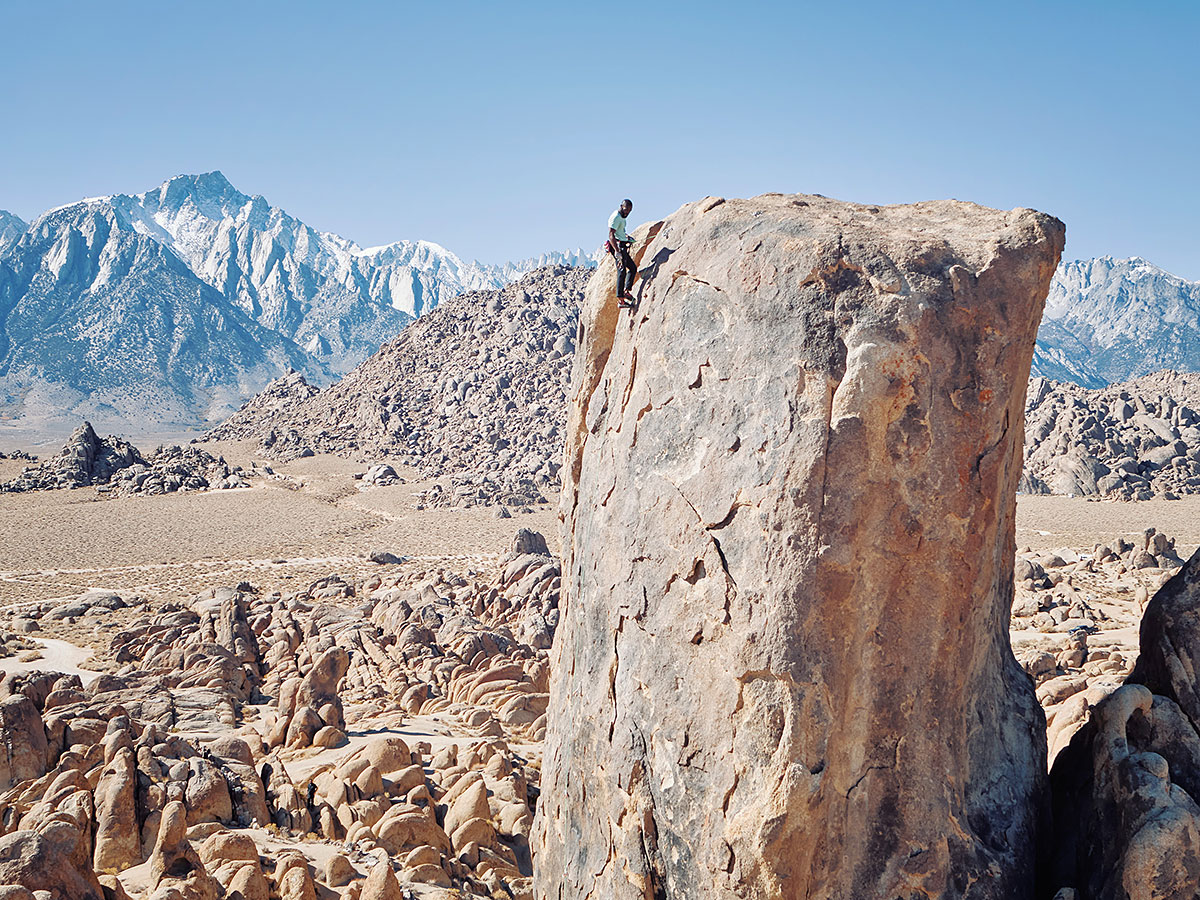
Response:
[608,209,629,242]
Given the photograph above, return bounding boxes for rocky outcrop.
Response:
[1022,371,1200,499]
[1048,547,1200,898]
[92,740,139,873]
[0,422,140,491]
[1006,527,1193,773]
[204,266,590,508]
[535,193,1064,898]
[0,696,48,790]
[1,422,250,495]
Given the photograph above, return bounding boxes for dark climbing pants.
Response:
[616,244,636,296]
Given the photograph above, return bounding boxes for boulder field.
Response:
[534,193,1065,899]
[1048,547,1200,899]
[0,529,563,899]
[1023,371,1200,500]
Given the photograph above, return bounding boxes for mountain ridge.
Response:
[0,172,598,433]
[1033,255,1200,387]
[0,199,315,432]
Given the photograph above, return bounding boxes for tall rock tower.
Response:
[534,194,1064,899]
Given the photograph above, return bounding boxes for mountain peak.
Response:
[195,169,232,188]
[1035,255,1200,387]
[154,171,245,211]
[161,170,234,190]
[0,209,28,254]
[1055,256,1193,293]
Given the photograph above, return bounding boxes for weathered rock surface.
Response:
[535,193,1064,898]
[1049,547,1200,898]
[0,821,104,899]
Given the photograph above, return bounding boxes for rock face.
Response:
[1048,547,1200,898]
[534,194,1064,899]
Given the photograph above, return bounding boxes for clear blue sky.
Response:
[1,1,1197,277]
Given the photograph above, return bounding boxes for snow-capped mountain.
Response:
[0,211,26,256]
[0,200,315,432]
[106,172,596,370]
[1032,257,1200,388]
[0,172,596,433]
[110,172,453,371]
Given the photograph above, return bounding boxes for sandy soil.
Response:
[0,444,559,611]
[0,637,101,684]
[1015,494,1200,556]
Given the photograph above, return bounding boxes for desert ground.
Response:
[0,441,559,613]
[1,446,1193,662]
[0,441,567,897]
[0,443,1194,897]
[2,444,1192,583]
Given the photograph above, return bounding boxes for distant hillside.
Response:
[206,265,590,508]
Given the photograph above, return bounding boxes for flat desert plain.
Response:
[1,443,1194,608]
[0,440,560,615]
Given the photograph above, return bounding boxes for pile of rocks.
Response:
[98,444,251,497]
[204,369,323,456]
[204,266,589,508]
[0,449,36,461]
[1023,371,1200,499]
[0,631,40,660]
[1045,545,1200,897]
[0,529,561,898]
[0,422,140,492]
[1,422,251,496]
[1009,527,1188,769]
[37,589,138,625]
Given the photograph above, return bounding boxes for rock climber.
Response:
[607,199,636,308]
